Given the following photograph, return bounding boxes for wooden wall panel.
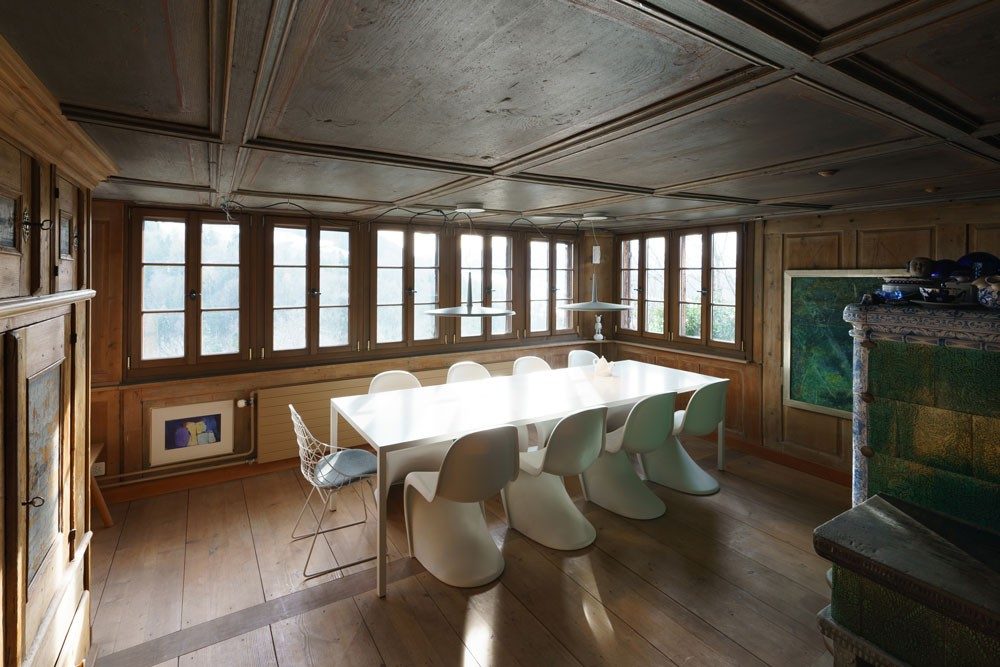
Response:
[0,139,27,299]
[782,232,842,269]
[857,227,934,269]
[90,387,121,478]
[968,222,1000,254]
[89,200,124,386]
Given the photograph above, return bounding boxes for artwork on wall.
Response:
[783,270,884,418]
[148,400,234,467]
[26,363,62,585]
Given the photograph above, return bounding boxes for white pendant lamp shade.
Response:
[426,272,516,318]
[559,274,630,312]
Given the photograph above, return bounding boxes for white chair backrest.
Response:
[513,355,551,375]
[289,404,325,485]
[541,407,607,476]
[679,380,730,436]
[369,370,421,394]
[447,361,491,384]
[435,425,519,503]
[567,349,599,368]
[622,392,677,454]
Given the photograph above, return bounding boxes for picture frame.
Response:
[782,269,885,418]
[148,400,234,467]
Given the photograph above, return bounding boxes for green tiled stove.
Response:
[812,303,999,666]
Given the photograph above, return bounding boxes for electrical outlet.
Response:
[91,461,106,477]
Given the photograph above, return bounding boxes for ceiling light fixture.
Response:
[817,169,839,177]
[581,212,609,221]
[425,272,516,319]
[454,202,486,214]
[559,274,630,341]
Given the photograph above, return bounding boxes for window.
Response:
[528,237,575,336]
[457,232,515,340]
[373,226,442,348]
[134,211,247,370]
[615,226,743,354]
[265,219,354,357]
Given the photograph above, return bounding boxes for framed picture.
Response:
[148,400,234,467]
[782,270,884,418]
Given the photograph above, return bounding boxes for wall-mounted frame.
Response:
[782,269,884,418]
[148,399,234,467]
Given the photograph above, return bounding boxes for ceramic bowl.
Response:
[978,288,1000,309]
[919,286,965,303]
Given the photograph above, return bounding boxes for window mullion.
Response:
[186,215,199,364]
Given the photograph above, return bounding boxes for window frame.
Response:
[454,230,519,343]
[525,235,577,339]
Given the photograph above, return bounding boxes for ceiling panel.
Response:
[421,179,617,212]
[82,125,212,186]
[861,3,1000,124]
[690,144,995,202]
[258,0,749,165]
[2,0,211,126]
[762,0,901,34]
[793,169,1000,207]
[529,79,917,188]
[230,195,365,215]
[94,181,213,207]
[556,195,728,217]
[240,150,463,201]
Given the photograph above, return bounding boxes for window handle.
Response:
[406,288,417,295]
[308,288,321,298]
[187,289,199,301]
[698,289,709,294]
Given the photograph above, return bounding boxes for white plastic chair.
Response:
[288,405,377,579]
[502,407,607,550]
[446,360,491,384]
[404,425,519,587]
[639,380,729,496]
[512,355,557,449]
[580,392,677,519]
[369,369,421,393]
[567,349,598,367]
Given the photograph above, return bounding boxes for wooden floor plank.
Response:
[179,628,277,666]
[271,598,384,667]
[183,481,266,626]
[90,492,189,659]
[89,501,129,622]
[417,571,582,667]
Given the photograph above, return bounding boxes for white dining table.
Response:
[330,359,727,597]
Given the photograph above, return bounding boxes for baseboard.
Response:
[723,434,851,486]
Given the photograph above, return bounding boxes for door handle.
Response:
[21,496,44,508]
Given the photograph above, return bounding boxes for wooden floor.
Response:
[88,438,848,666]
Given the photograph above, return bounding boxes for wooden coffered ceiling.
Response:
[3,0,999,230]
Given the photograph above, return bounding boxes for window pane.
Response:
[621,269,639,298]
[142,265,185,311]
[530,301,548,332]
[376,268,403,305]
[412,303,437,340]
[319,307,349,347]
[460,234,483,268]
[319,229,350,265]
[273,308,306,350]
[620,300,638,331]
[681,303,701,338]
[461,316,483,337]
[414,268,438,302]
[555,269,572,300]
[142,220,185,263]
[680,269,703,303]
[680,233,702,269]
[273,227,307,265]
[530,240,549,268]
[320,267,349,306]
[711,230,737,268]
[622,239,639,270]
[142,312,185,359]
[645,302,664,334]
[646,268,664,301]
[377,229,404,266]
[413,232,437,267]
[491,269,510,301]
[201,310,239,355]
[711,306,736,343]
[376,305,403,343]
[530,269,549,300]
[202,266,239,309]
[555,242,571,270]
[273,267,306,307]
[646,237,665,269]
[492,308,512,335]
[492,236,510,268]
[458,268,482,303]
[556,301,571,330]
[201,223,239,264]
[712,268,737,306]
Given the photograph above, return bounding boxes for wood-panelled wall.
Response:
[760,200,1000,471]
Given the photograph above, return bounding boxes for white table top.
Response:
[332,360,724,451]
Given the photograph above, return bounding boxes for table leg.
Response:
[377,448,388,597]
[717,420,726,471]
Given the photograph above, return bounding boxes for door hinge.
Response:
[53,265,59,277]
[260,346,264,359]
[70,332,78,344]
[366,340,371,352]
[54,187,60,199]
[248,347,253,360]
[126,356,131,370]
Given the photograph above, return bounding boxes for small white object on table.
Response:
[330,360,726,597]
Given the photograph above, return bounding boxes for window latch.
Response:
[187,290,199,301]
[308,288,321,298]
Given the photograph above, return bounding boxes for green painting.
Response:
[784,272,883,416]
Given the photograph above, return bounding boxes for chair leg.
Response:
[91,476,114,528]
[581,450,665,520]
[503,471,595,550]
[640,436,720,495]
[291,485,317,540]
[300,484,376,579]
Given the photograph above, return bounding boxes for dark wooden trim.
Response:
[61,105,221,144]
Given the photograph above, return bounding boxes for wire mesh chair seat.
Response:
[289,404,377,579]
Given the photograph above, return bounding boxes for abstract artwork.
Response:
[149,400,234,467]
[27,364,61,584]
[783,270,883,417]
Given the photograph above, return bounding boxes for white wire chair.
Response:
[289,404,377,579]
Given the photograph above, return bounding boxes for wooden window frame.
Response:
[454,230,519,343]
[525,235,577,339]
